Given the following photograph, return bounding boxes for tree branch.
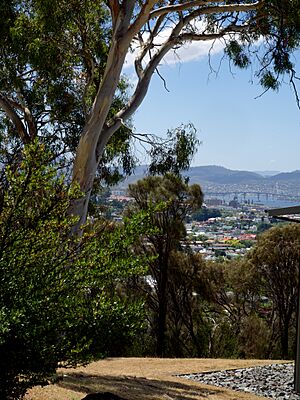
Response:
[150,0,221,19]
[98,37,176,155]
[24,107,37,139]
[290,69,300,109]
[15,89,37,139]
[107,0,120,26]
[91,1,262,162]
[193,2,261,16]
[0,93,30,144]
[101,18,251,146]
[150,0,261,19]
[128,0,157,37]
[178,24,252,42]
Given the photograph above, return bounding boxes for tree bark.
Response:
[70,3,135,228]
[281,322,290,359]
[154,236,174,357]
[155,252,169,357]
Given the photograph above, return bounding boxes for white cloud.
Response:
[124,22,225,70]
[161,39,224,66]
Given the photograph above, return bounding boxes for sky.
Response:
[124,43,300,173]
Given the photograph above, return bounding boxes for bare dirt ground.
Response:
[25,358,288,400]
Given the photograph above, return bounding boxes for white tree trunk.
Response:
[71,3,136,228]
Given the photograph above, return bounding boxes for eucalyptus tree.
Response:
[0,0,299,228]
[0,0,135,183]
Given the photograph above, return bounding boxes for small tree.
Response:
[166,251,211,357]
[127,173,203,356]
[0,143,148,399]
[201,258,269,358]
[250,223,300,359]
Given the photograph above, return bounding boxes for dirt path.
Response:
[25,358,288,400]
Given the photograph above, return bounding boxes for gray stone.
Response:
[179,363,300,399]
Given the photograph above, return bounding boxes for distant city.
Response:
[116,165,300,209]
[102,164,300,262]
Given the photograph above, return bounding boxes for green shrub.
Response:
[0,143,147,399]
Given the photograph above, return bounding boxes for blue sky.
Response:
[126,49,300,173]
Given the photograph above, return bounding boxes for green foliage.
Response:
[260,72,280,91]
[240,239,256,248]
[221,1,300,91]
[201,223,300,359]
[249,223,300,358]
[125,218,300,360]
[1,0,300,211]
[128,173,203,242]
[127,173,203,356]
[148,123,199,176]
[200,259,272,358]
[238,315,272,359]
[0,142,149,399]
[165,251,212,357]
[256,221,272,233]
[191,207,221,222]
[210,320,240,358]
[224,40,250,68]
[0,0,135,185]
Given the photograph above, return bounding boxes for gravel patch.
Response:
[179,363,300,399]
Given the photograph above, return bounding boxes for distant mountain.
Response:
[186,165,263,184]
[188,166,300,184]
[116,165,300,187]
[268,170,300,182]
[120,165,148,186]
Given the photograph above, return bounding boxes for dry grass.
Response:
[25,358,289,400]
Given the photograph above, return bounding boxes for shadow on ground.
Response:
[58,372,223,400]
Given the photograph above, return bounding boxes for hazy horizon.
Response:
[133,164,297,174]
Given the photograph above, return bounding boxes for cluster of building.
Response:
[107,189,275,260]
[185,204,269,260]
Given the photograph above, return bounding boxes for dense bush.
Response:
[191,208,221,222]
[0,143,147,399]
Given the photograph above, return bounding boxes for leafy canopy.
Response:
[0,0,135,180]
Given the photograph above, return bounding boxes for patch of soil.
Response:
[25,357,289,400]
